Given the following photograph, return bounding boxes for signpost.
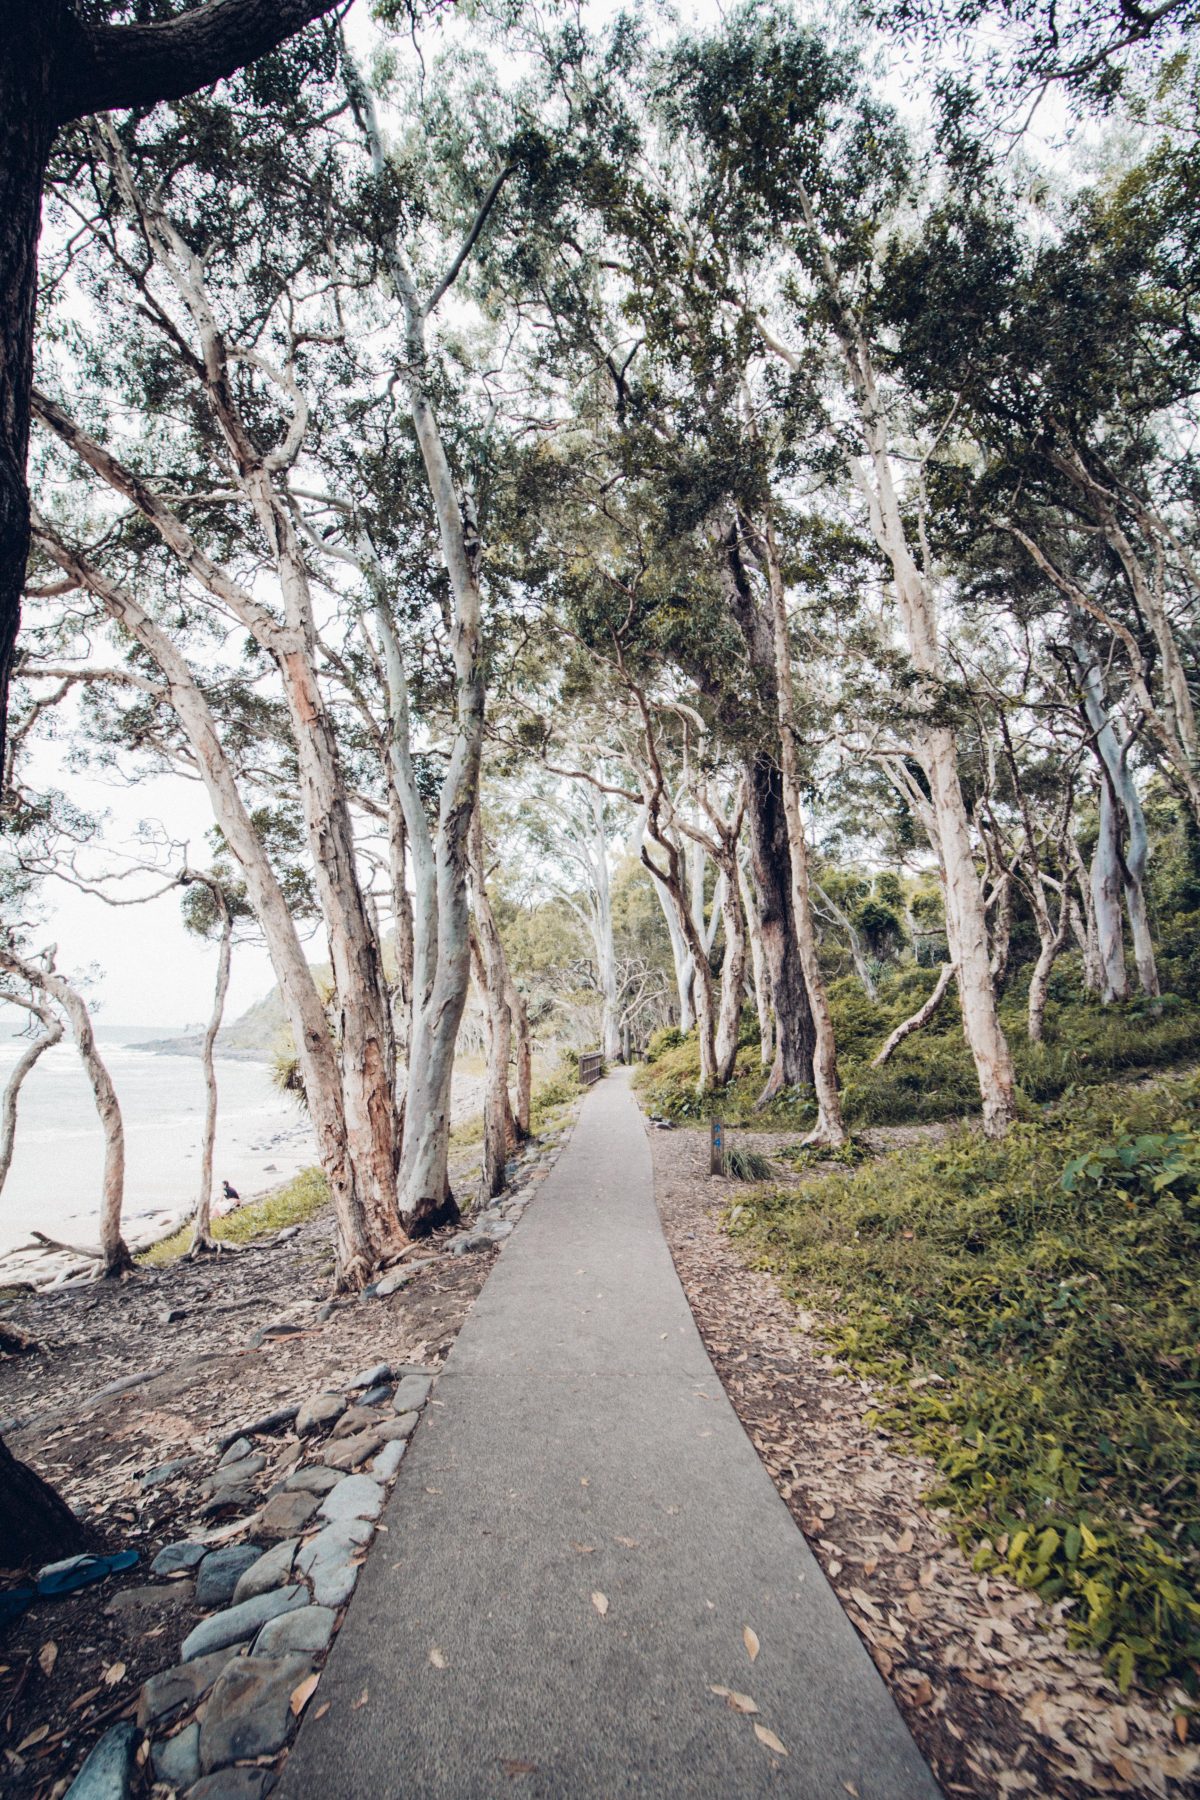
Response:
[710,1117,726,1176]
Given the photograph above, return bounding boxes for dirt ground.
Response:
[649,1120,1198,1800]
[0,1123,571,1797]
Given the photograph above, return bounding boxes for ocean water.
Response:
[0,1039,314,1267]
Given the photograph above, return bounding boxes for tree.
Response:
[0,0,350,771]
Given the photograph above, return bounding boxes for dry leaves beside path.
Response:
[650,1123,1197,1800]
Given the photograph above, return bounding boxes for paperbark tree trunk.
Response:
[714,854,748,1085]
[759,514,845,1143]
[33,520,381,1285]
[648,851,696,1031]
[0,994,62,1193]
[0,1433,89,1567]
[872,964,954,1066]
[469,806,519,1203]
[191,881,232,1254]
[0,946,130,1276]
[738,858,774,1067]
[505,971,532,1138]
[744,754,817,1101]
[1078,652,1160,1003]
[1091,776,1129,1005]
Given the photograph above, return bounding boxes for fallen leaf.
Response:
[904,1592,926,1619]
[863,1558,878,1577]
[69,1686,102,1712]
[351,1688,369,1710]
[429,1647,447,1670]
[1111,1754,1134,1782]
[613,1536,638,1548]
[1174,1716,1189,1745]
[580,1477,589,1487]
[290,1673,319,1716]
[710,1685,732,1699]
[591,1591,608,1616]
[754,1724,788,1756]
[728,1691,759,1715]
[314,1702,331,1721]
[500,1760,539,1778]
[844,1784,860,1797]
[910,1678,934,1707]
[571,1543,595,1555]
[743,1626,760,1664]
[17,1726,49,1753]
[38,1643,58,1677]
[896,1528,915,1554]
[102,1662,126,1687]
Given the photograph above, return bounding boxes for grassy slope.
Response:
[727,1075,1200,1694]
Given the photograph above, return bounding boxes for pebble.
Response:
[319,1474,385,1523]
[231,1538,296,1606]
[151,1540,207,1577]
[104,1582,192,1620]
[63,1720,139,1798]
[253,1603,337,1656]
[195,1544,263,1608]
[381,1411,419,1442]
[391,1374,432,1412]
[331,1404,383,1438]
[295,1391,345,1437]
[138,1649,237,1729]
[181,1583,308,1661]
[139,1454,203,1490]
[199,1651,314,1770]
[151,1720,200,1790]
[372,1438,407,1481]
[296,1518,372,1608]
[348,1360,391,1391]
[370,1259,435,1298]
[218,1437,254,1467]
[357,1382,391,1406]
[256,1488,320,1540]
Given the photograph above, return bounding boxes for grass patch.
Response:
[636,970,1200,1132]
[138,1165,329,1266]
[726,1145,776,1181]
[725,1073,1200,1693]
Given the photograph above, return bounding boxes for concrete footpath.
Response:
[279,1072,938,1799]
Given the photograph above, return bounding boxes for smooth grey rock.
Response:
[372,1439,407,1482]
[231,1539,296,1606]
[282,1464,341,1495]
[391,1374,431,1413]
[348,1360,390,1390]
[209,1453,266,1492]
[357,1383,391,1406]
[296,1517,373,1608]
[319,1474,385,1523]
[151,1540,207,1577]
[105,1581,192,1619]
[64,1720,139,1798]
[139,1454,203,1489]
[253,1605,337,1657]
[152,1721,200,1790]
[370,1260,435,1298]
[218,1437,253,1467]
[181,1584,307,1661]
[186,1769,276,1799]
[199,1653,314,1771]
[294,1391,345,1437]
[195,1543,262,1607]
[331,1404,382,1438]
[379,1411,418,1442]
[322,1428,382,1471]
[138,1649,236,1729]
[256,1488,320,1540]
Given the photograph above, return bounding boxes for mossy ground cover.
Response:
[723,1074,1200,1693]
[637,964,1200,1131]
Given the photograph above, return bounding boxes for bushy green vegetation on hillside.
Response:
[724,1076,1200,1691]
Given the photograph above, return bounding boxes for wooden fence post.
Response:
[710,1117,726,1176]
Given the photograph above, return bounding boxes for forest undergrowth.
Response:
[720,1072,1200,1696]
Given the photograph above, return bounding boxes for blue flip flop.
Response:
[36,1549,139,1597]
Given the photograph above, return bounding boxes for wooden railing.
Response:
[578,1050,604,1087]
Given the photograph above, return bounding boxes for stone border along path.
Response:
[60,1127,571,1800]
[277,1070,940,1800]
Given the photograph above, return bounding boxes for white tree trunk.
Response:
[739,859,774,1067]
[714,855,748,1084]
[872,963,954,1067]
[1079,653,1160,1003]
[0,948,130,1276]
[0,996,63,1195]
[192,883,232,1253]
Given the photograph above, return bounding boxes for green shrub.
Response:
[726,1145,776,1181]
[140,1165,329,1264]
[646,1024,685,1062]
[726,1075,1200,1692]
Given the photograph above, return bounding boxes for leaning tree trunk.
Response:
[714,855,748,1085]
[0,1434,89,1566]
[192,885,232,1254]
[0,995,62,1193]
[505,970,532,1139]
[872,963,954,1067]
[0,948,131,1276]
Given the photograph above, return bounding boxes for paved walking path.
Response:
[280,1073,938,1799]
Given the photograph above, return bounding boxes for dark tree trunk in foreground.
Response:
[0,1433,89,1567]
[744,752,817,1096]
[0,0,343,771]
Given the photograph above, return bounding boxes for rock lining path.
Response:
[279,1072,939,1799]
